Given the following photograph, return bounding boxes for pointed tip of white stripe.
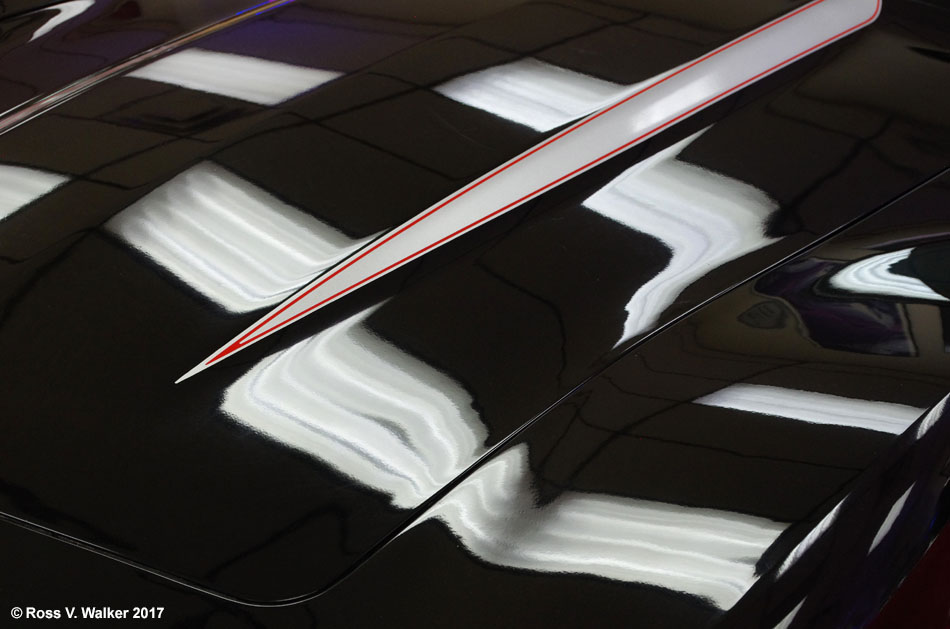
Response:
[175,361,210,384]
[172,0,876,384]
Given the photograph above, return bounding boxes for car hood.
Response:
[0,0,948,603]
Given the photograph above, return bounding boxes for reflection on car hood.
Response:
[0,0,948,605]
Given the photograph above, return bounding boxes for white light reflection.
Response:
[915,396,948,441]
[773,599,806,629]
[435,59,628,131]
[868,484,914,554]
[417,445,785,610]
[222,306,487,509]
[776,500,844,578]
[30,0,95,41]
[0,164,69,221]
[107,162,372,313]
[695,384,925,434]
[829,248,949,303]
[29,0,94,42]
[128,48,341,105]
[583,129,779,346]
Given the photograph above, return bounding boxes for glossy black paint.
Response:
[0,0,949,625]
[0,0,274,119]
[4,153,949,629]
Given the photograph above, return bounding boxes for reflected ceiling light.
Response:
[107,162,371,313]
[0,164,68,222]
[868,484,914,554]
[829,248,949,303]
[915,395,947,440]
[773,599,806,629]
[222,306,487,509]
[584,129,779,345]
[695,384,924,434]
[29,0,94,42]
[435,58,627,131]
[421,445,786,610]
[776,500,844,578]
[128,48,341,105]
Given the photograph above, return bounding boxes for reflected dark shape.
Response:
[761,240,950,359]
[906,241,950,301]
[757,258,917,356]
[737,300,788,330]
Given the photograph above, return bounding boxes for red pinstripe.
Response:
[206,0,881,366]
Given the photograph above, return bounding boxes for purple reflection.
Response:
[755,258,915,357]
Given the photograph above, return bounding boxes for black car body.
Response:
[0,0,949,626]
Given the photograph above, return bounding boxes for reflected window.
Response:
[435,58,626,131]
[584,129,779,345]
[868,484,914,554]
[106,162,371,313]
[0,164,69,222]
[776,500,844,578]
[829,248,950,303]
[29,0,93,42]
[915,396,947,440]
[695,384,924,434]
[128,48,341,105]
[222,306,487,509]
[757,258,917,357]
[423,445,785,610]
[773,599,806,629]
